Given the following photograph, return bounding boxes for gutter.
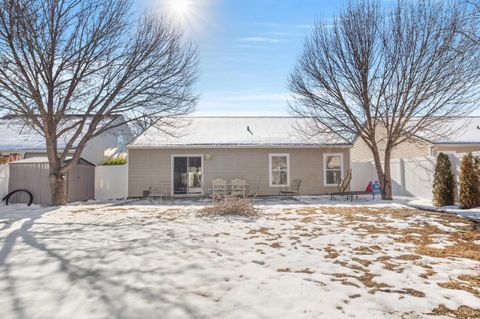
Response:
[126,143,354,150]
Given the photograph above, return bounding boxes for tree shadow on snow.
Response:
[0,205,255,319]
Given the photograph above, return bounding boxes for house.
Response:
[127,117,352,197]
[0,115,133,165]
[351,116,480,162]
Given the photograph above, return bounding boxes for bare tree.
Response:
[0,0,198,205]
[289,0,480,200]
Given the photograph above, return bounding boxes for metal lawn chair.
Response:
[280,179,302,196]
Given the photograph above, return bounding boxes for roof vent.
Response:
[247,126,253,135]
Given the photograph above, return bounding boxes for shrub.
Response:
[101,157,127,166]
[459,152,480,209]
[432,153,455,207]
[199,196,258,218]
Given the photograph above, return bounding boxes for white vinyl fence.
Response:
[95,165,128,201]
[351,155,464,200]
[0,165,8,200]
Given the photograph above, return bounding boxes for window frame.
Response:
[323,153,344,187]
[269,153,290,187]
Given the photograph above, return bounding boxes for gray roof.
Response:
[128,117,351,148]
[430,117,480,144]
[10,157,95,166]
[0,115,130,151]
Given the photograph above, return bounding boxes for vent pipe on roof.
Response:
[247,126,253,135]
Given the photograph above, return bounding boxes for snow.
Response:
[0,116,130,151]
[128,117,350,148]
[412,116,480,144]
[408,199,480,221]
[0,200,479,319]
[432,117,480,144]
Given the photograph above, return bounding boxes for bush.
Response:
[432,153,455,207]
[459,152,480,209]
[101,157,127,166]
[199,196,258,218]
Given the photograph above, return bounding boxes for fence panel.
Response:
[95,165,128,200]
[0,165,8,200]
[351,156,439,200]
[350,161,377,191]
[402,157,436,199]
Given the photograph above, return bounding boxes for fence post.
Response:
[399,159,406,196]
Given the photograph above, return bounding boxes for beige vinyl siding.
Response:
[128,147,350,197]
[351,127,430,162]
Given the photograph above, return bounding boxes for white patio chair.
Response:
[231,179,247,198]
[212,179,227,201]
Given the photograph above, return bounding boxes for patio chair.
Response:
[146,187,171,200]
[231,179,247,198]
[212,179,227,201]
[280,179,302,196]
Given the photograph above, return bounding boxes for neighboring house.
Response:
[127,117,352,197]
[0,115,133,165]
[351,116,480,162]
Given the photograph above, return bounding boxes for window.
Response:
[269,154,290,187]
[323,153,343,186]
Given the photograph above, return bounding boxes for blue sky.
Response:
[134,0,350,115]
[135,0,480,116]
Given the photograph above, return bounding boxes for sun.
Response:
[165,0,193,21]
[159,0,213,35]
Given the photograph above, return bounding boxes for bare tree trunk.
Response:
[49,171,67,206]
[46,135,67,205]
[371,148,392,200]
[382,150,393,200]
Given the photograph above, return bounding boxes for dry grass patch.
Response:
[417,241,480,261]
[396,254,422,261]
[352,257,372,267]
[419,269,437,279]
[438,277,480,298]
[324,246,340,259]
[277,268,314,274]
[430,305,480,318]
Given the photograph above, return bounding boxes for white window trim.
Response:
[269,153,290,187]
[323,153,344,187]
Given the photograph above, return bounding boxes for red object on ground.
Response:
[365,182,373,193]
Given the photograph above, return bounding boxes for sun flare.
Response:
[160,0,212,34]
[165,0,193,20]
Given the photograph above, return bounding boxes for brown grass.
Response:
[277,268,314,274]
[324,246,340,259]
[396,254,422,261]
[430,305,480,318]
[438,280,480,298]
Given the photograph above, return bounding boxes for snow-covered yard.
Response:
[0,199,479,319]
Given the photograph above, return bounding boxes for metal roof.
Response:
[128,117,351,148]
[0,116,129,151]
[429,117,480,144]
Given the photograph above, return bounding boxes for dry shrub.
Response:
[199,196,258,217]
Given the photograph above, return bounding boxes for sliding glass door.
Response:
[173,156,203,195]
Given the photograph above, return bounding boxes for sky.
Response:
[134,0,480,117]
